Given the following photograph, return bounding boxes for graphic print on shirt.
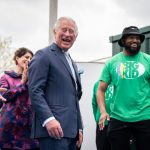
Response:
[105,85,114,101]
[105,85,114,112]
[116,61,145,79]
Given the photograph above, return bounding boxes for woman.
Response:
[0,47,39,150]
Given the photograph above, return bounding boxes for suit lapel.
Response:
[50,43,81,88]
[51,43,75,80]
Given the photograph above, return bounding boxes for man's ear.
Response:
[121,39,125,46]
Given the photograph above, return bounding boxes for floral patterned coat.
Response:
[0,71,39,149]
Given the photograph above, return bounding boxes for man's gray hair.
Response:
[53,17,78,35]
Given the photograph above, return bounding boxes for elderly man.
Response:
[28,17,83,150]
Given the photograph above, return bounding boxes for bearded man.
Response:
[97,26,150,150]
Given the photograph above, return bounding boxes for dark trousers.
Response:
[107,118,150,150]
[96,125,111,150]
[39,137,77,150]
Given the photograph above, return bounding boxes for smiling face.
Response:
[123,35,141,55]
[16,52,33,69]
[53,18,78,51]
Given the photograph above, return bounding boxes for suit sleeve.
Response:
[28,50,53,125]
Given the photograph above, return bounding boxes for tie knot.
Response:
[64,51,69,56]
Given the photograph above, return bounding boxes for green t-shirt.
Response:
[100,51,150,122]
[92,81,114,124]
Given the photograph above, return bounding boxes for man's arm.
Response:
[28,50,63,139]
[96,81,109,130]
[92,81,99,122]
[28,50,54,123]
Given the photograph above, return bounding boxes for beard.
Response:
[124,44,141,55]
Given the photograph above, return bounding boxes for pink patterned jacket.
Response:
[0,71,39,149]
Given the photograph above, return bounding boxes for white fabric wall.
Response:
[77,62,104,150]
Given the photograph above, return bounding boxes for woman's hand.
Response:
[21,61,28,84]
[0,88,7,102]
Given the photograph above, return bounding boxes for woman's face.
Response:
[16,52,32,69]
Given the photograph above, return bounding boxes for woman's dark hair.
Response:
[13,47,33,64]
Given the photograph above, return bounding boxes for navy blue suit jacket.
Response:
[28,43,83,139]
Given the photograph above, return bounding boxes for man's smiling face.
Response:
[54,19,77,51]
[123,35,141,55]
